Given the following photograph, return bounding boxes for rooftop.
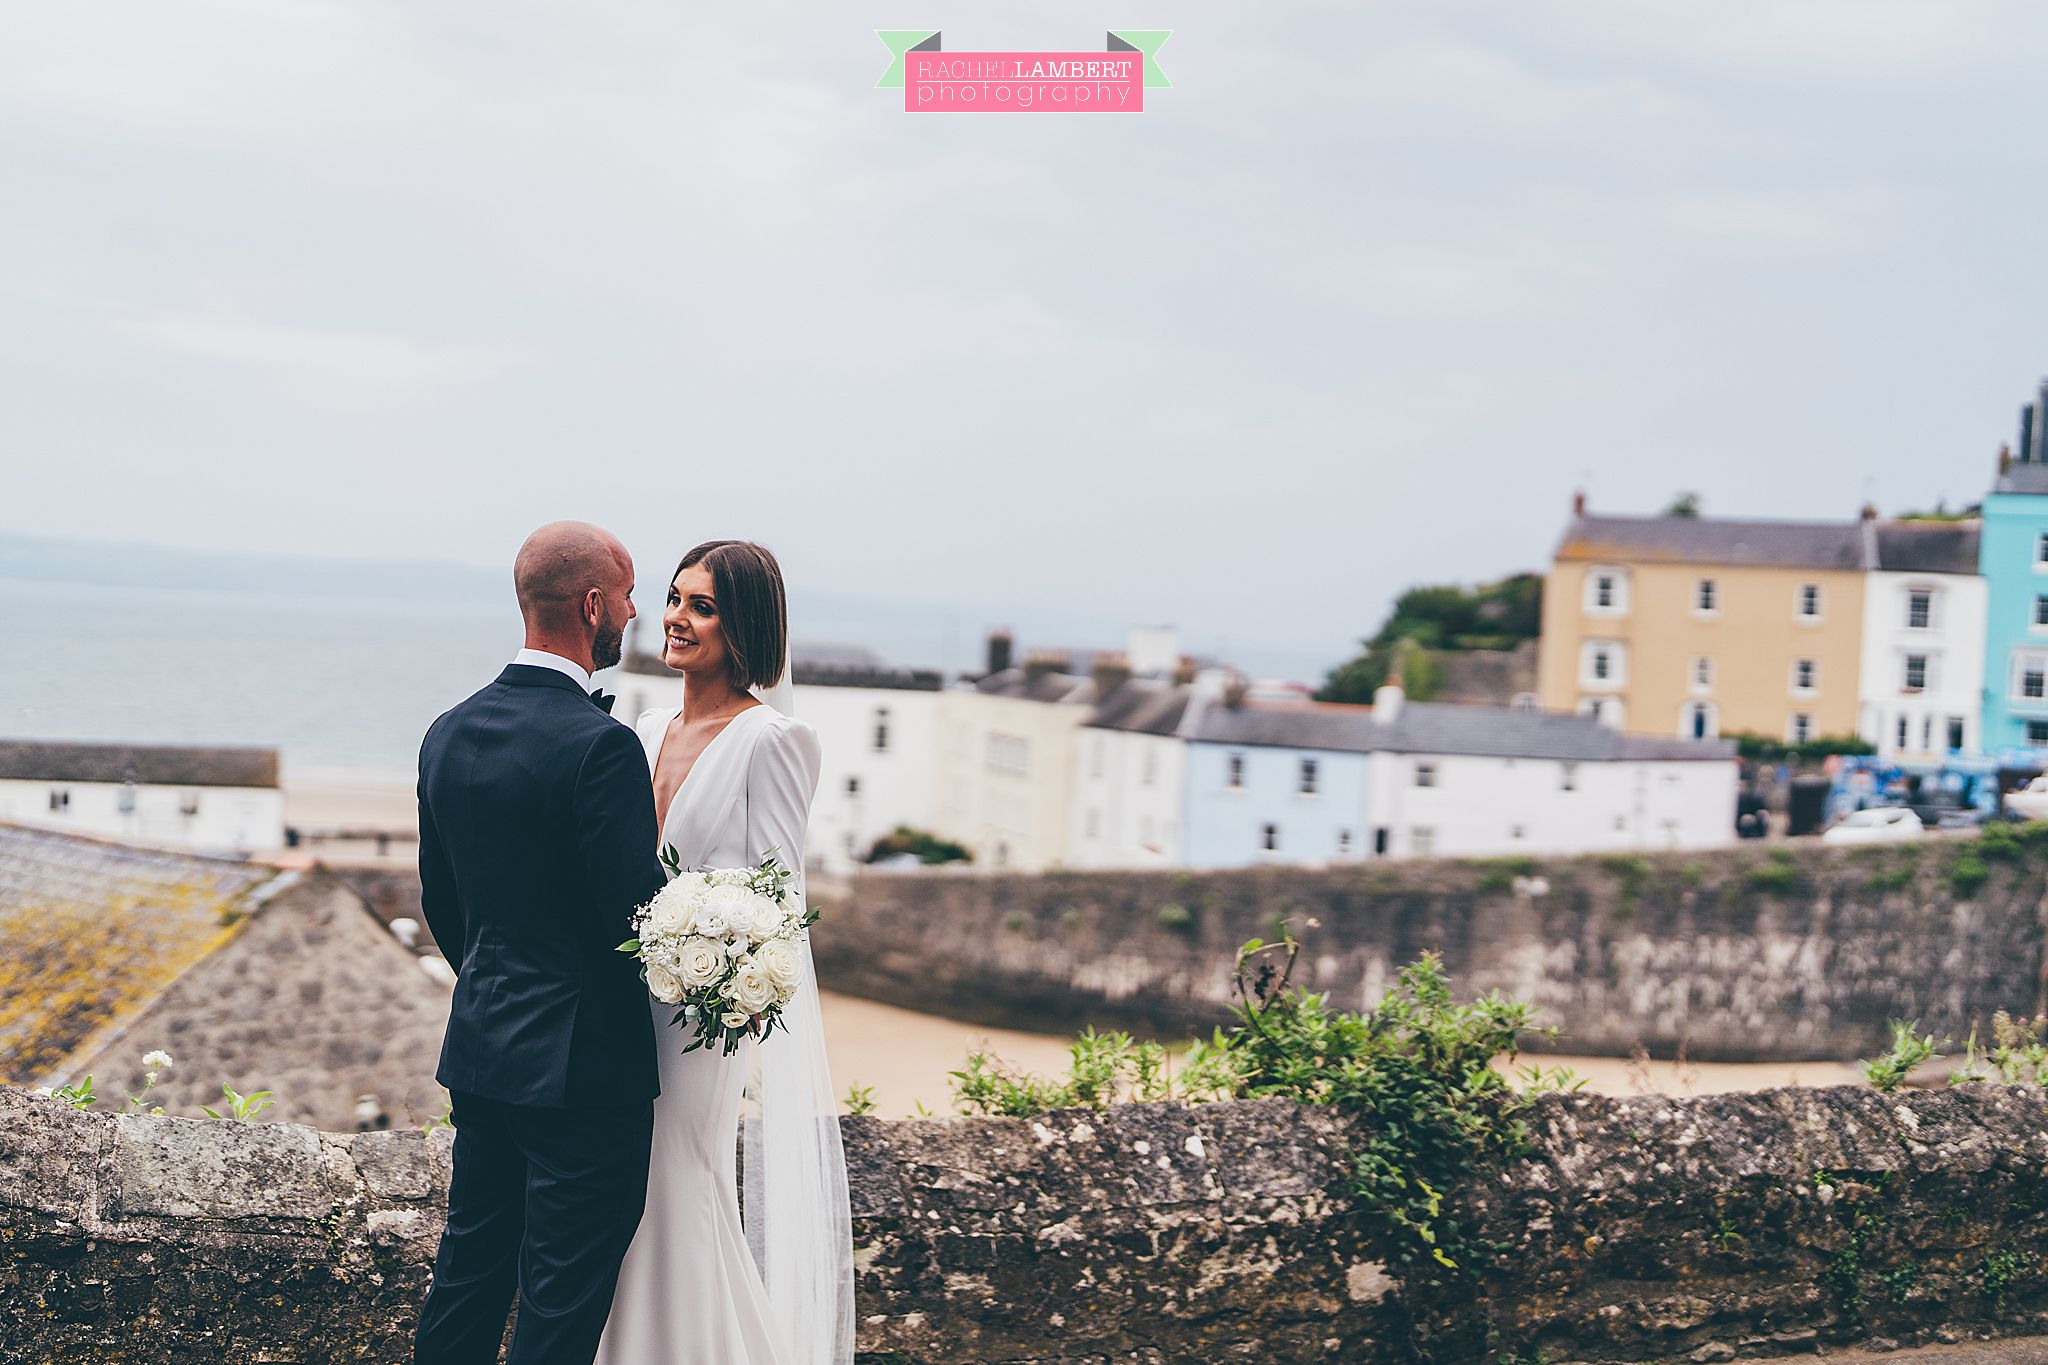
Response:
[0,821,278,1084]
[1118,689,1738,764]
[0,739,280,789]
[1873,519,1981,576]
[1556,514,1869,572]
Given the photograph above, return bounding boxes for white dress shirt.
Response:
[512,648,595,695]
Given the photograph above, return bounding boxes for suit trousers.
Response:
[414,1092,656,1365]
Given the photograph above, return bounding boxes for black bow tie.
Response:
[590,689,616,715]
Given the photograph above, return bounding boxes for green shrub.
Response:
[1744,852,1803,895]
[863,825,972,865]
[1156,903,1194,931]
[1949,854,1991,898]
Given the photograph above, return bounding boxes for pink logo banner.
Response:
[905,51,1143,113]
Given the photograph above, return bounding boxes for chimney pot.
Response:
[1090,650,1133,698]
[986,629,1014,677]
[1860,502,1877,521]
[1572,488,1587,517]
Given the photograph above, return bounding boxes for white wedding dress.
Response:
[594,700,855,1365]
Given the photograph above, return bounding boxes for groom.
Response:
[413,522,668,1365]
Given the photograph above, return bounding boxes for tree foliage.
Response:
[1316,573,1541,704]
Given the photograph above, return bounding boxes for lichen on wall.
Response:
[4,1080,2048,1363]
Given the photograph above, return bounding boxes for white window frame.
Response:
[1797,582,1823,621]
[2030,720,2048,747]
[1298,757,1318,796]
[1694,578,1719,617]
[1410,826,1436,855]
[1681,700,1718,740]
[1905,587,1935,631]
[1790,658,1819,696]
[1903,654,1928,693]
[2034,595,2048,631]
[1689,655,1714,693]
[1560,762,1579,792]
[1414,762,1438,789]
[2036,531,2048,567]
[1226,752,1245,790]
[1579,639,1626,689]
[1582,566,1629,617]
[2011,651,2048,704]
[1787,713,1815,745]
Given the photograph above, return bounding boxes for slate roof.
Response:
[1084,679,1192,736]
[1556,515,1870,571]
[974,667,1096,705]
[1181,696,1736,764]
[0,821,451,1129]
[1186,700,1379,754]
[0,822,277,1084]
[1995,462,2048,496]
[1874,521,1981,576]
[0,740,280,789]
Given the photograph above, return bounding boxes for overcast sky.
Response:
[5,1,2047,680]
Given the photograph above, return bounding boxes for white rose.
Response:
[678,937,727,991]
[754,939,803,995]
[646,884,696,935]
[729,960,777,1014]
[645,963,685,1003]
[720,1011,751,1030]
[691,900,729,940]
[736,892,783,944]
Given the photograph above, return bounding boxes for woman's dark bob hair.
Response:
[673,540,788,693]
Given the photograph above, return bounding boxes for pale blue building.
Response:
[1179,703,1376,868]
[1980,381,2048,757]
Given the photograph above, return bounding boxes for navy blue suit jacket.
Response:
[418,664,668,1108]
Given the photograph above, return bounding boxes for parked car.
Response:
[1821,806,1924,844]
[2003,775,2048,823]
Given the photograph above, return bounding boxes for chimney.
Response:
[2001,442,2016,476]
[1572,488,1587,517]
[2023,405,2036,466]
[1023,649,1068,684]
[1221,678,1250,710]
[986,629,1014,677]
[1091,650,1133,699]
[1860,502,1877,521]
[2037,377,2048,460]
[1374,675,1405,722]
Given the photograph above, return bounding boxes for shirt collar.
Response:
[512,648,595,695]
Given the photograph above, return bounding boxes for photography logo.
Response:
[876,30,1171,113]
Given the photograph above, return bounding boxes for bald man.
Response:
[413,522,669,1365]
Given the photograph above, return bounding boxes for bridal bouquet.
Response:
[618,848,818,1056]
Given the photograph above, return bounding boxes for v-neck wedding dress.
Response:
[593,701,849,1365]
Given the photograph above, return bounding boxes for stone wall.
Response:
[810,835,2048,1061]
[5,1080,2048,1363]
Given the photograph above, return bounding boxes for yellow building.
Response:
[1537,498,1870,744]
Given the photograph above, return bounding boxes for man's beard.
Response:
[592,614,626,671]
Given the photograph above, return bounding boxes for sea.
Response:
[2,578,521,784]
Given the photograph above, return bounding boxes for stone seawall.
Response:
[5,1081,2048,1362]
[810,837,2048,1061]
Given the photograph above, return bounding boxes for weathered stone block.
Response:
[105,1112,331,1221]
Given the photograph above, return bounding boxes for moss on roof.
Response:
[0,824,273,1084]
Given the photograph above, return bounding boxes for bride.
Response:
[595,540,855,1365]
